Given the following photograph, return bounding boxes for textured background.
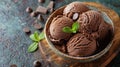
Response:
[0,0,120,67]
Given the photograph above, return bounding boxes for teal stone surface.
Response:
[0,0,120,67]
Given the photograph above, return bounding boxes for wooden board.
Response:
[39,2,120,67]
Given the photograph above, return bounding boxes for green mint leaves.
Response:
[28,31,45,53]
[72,22,79,33]
[63,27,73,33]
[30,31,45,42]
[30,31,39,42]
[62,22,79,33]
[39,32,45,40]
[28,42,38,53]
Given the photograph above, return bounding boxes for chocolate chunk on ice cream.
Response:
[63,2,89,20]
[67,33,97,57]
[77,10,104,33]
[49,15,73,44]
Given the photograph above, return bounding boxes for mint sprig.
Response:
[28,31,45,53]
[62,22,79,33]
[39,32,45,40]
[28,42,38,53]
[62,26,73,33]
[30,31,39,42]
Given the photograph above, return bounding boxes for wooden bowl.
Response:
[44,2,114,62]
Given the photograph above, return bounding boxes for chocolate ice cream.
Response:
[67,33,97,57]
[97,21,113,50]
[47,2,113,57]
[63,2,89,20]
[77,10,104,34]
[54,44,67,53]
[98,21,112,40]
[49,15,73,44]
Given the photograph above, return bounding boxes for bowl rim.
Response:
[44,5,114,62]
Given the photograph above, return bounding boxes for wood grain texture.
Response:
[39,2,120,67]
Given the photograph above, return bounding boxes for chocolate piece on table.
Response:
[26,7,33,13]
[47,1,55,9]
[36,6,48,14]
[49,8,54,13]
[33,23,42,30]
[72,13,79,20]
[33,60,42,67]
[23,27,30,33]
[38,0,45,3]
[10,64,17,67]
[30,11,39,17]
[37,14,44,21]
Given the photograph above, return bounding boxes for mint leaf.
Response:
[62,26,73,33]
[72,30,77,33]
[28,31,45,53]
[34,31,40,41]
[30,34,38,42]
[39,32,45,40]
[30,31,39,42]
[28,42,38,53]
[72,22,79,32]
[62,22,79,34]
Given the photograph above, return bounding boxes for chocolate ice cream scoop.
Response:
[67,33,97,57]
[49,15,73,44]
[77,10,104,33]
[98,21,113,40]
[63,2,89,20]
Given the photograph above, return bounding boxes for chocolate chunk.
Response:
[47,1,55,9]
[49,8,54,13]
[10,64,17,67]
[34,23,42,30]
[30,11,39,17]
[36,6,48,14]
[33,60,42,67]
[37,14,44,21]
[23,27,30,33]
[38,0,45,3]
[72,13,79,20]
[26,7,33,13]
